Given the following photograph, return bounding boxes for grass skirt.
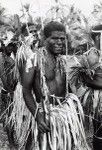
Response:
[9,82,37,149]
[82,88,102,130]
[9,82,90,150]
[38,93,90,150]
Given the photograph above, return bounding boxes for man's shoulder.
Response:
[24,48,42,72]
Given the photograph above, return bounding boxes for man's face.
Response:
[1,31,14,46]
[29,26,38,45]
[47,31,66,55]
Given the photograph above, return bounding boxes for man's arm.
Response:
[86,75,102,89]
[20,61,37,117]
[20,57,50,133]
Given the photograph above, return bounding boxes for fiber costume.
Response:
[9,40,90,150]
[69,46,102,150]
[0,52,17,147]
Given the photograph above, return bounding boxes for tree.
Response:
[20,3,33,23]
[0,3,6,25]
[64,5,93,52]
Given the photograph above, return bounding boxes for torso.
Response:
[44,55,66,97]
[33,51,66,102]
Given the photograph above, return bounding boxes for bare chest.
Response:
[44,56,65,80]
[44,58,66,96]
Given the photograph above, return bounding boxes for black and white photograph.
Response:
[0,0,102,149]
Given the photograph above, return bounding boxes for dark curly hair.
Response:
[43,21,66,38]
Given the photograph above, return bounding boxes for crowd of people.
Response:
[0,19,102,150]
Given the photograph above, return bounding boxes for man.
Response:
[84,25,102,150]
[13,21,88,150]
[7,22,40,150]
[0,42,18,149]
[21,22,39,51]
[70,24,102,150]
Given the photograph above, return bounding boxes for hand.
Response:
[36,111,50,133]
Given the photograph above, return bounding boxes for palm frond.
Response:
[69,54,95,88]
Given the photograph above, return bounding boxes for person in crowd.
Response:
[21,22,39,51]
[0,29,18,149]
[14,21,89,150]
[70,24,102,150]
[0,42,18,149]
[85,25,102,150]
